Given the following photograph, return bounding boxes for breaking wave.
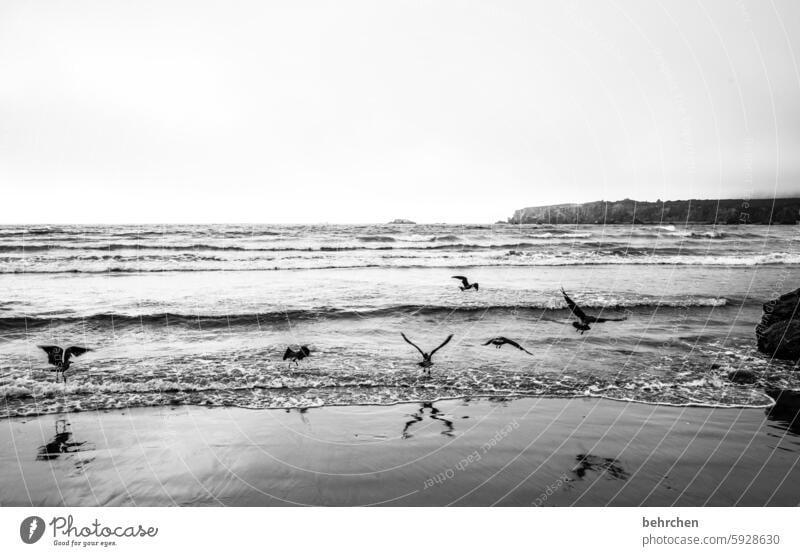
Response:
[0,297,731,331]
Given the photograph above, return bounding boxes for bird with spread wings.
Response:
[483,337,534,355]
[283,345,311,366]
[37,345,92,383]
[451,275,479,291]
[561,287,627,334]
[401,333,453,373]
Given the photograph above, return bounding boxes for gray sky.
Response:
[1,0,798,224]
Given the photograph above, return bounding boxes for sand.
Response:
[1,397,799,506]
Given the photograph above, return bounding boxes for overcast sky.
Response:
[1,0,798,224]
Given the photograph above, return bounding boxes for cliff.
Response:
[508,198,800,225]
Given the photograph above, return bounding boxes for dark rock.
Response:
[727,369,758,384]
[756,288,800,333]
[766,387,800,434]
[766,387,800,406]
[758,321,800,360]
[755,288,800,361]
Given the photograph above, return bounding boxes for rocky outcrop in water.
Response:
[756,288,800,361]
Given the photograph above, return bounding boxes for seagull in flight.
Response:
[561,287,627,334]
[452,275,479,291]
[401,333,453,373]
[483,337,534,355]
[283,345,311,366]
[37,345,92,383]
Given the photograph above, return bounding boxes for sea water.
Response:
[1,223,798,417]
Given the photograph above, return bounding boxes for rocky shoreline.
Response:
[756,288,800,361]
[756,288,800,423]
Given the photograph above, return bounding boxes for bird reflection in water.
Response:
[571,453,630,480]
[284,406,311,425]
[36,419,88,461]
[402,402,455,439]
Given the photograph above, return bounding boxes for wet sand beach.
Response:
[2,397,799,506]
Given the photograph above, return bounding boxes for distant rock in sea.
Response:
[756,288,800,361]
[388,219,416,225]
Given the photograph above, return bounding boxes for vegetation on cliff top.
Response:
[508,198,800,225]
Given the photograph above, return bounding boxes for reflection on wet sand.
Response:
[572,453,630,481]
[285,407,311,425]
[36,419,94,472]
[402,402,455,439]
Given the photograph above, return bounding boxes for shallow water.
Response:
[1,223,798,417]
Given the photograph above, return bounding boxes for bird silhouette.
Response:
[452,275,479,291]
[483,336,533,355]
[561,288,626,334]
[37,345,92,383]
[283,345,311,366]
[401,333,453,373]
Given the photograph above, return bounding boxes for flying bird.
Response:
[283,345,311,366]
[483,337,533,355]
[401,333,453,373]
[561,287,627,334]
[37,345,92,383]
[452,275,479,291]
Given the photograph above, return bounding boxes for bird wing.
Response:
[300,346,311,357]
[508,338,535,355]
[429,334,454,357]
[65,346,92,360]
[451,276,469,287]
[38,345,64,365]
[591,316,627,323]
[283,347,294,360]
[561,288,588,321]
[482,338,497,345]
[474,283,479,291]
[401,333,426,357]
[500,337,526,351]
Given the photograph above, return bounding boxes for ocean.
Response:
[1,223,799,418]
